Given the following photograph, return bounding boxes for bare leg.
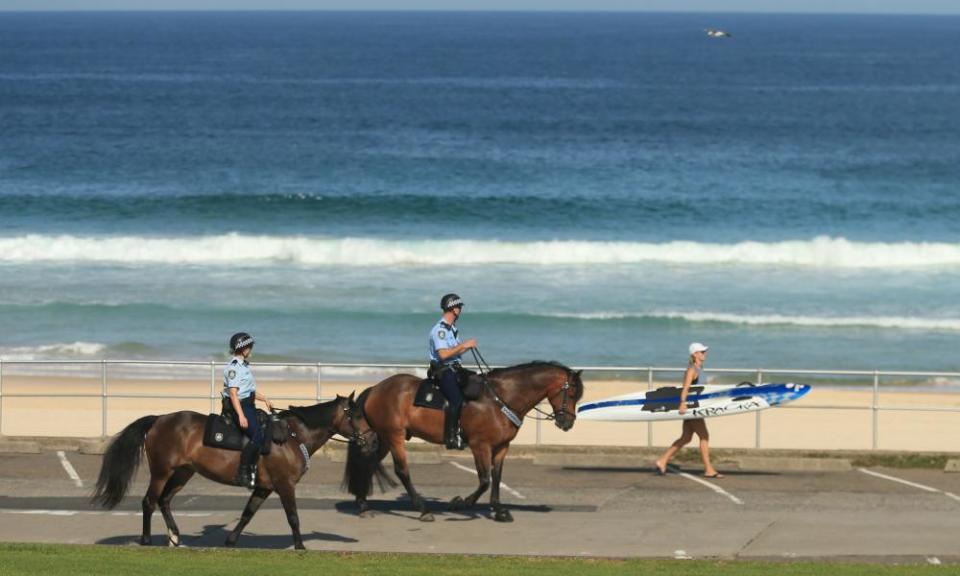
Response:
[449,443,491,512]
[490,446,512,522]
[689,419,719,476]
[388,436,433,521]
[655,420,694,472]
[158,467,195,547]
[275,481,305,550]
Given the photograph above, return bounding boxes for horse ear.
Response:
[348,391,356,402]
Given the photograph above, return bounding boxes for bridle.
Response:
[326,401,373,448]
[470,348,578,427]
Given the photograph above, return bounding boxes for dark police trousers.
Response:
[225,398,263,488]
[438,366,465,450]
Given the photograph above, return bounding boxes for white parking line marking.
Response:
[449,461,526,500]
[858,468,960,502]
[674,549,692,560]
[668,465,743,505]
[56,451,83,488]
[927,557,942,565]
[0,509,213,517]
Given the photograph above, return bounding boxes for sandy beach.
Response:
[2,371,958,452]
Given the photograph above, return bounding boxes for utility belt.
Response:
[222,395,255,415]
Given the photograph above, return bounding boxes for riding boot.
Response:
[444,401,465,450]
[235,441,260,489]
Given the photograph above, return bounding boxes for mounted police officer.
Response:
[429,293,477,449]
[222,332,274,489]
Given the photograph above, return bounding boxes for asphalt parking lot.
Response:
[0,450,958,563]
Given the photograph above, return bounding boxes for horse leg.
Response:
[356,442,390,518]
[389,436,433,522]
[449,443,491,512]
[225,487,272,547]
[275,481,305,550]
[158,467,194,547]
[140,471,173,545]
[490,445,513,522]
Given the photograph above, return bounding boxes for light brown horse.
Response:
[92,393,376,550]
[344,361,583,522]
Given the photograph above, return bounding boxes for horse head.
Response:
[545,368,584,431]
[334,392,378,456]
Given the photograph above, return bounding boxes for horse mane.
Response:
[281,397,342,431]
[487,360,573,378]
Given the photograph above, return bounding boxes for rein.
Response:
[469,349,575,426]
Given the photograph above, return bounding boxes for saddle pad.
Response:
[413,379,447,410]
[202,412,274,454]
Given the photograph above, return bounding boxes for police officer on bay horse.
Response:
[223,332,274,488]
[429,293,477,449]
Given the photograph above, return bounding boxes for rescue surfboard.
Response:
[577,382,810,422]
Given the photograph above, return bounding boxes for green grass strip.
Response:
[0,543,946,576]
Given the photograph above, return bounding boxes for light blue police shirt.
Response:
[223,357,256,400]
[429,319,462,365]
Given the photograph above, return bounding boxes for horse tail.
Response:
[342,434,394,499]
[91,415,159,509]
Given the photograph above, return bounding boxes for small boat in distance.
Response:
[705,28,732,38]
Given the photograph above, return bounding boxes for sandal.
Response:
[654,462,667,476]
[703,472,724,479]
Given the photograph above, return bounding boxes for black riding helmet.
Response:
[440,293,464,312]
[229,332,255,353]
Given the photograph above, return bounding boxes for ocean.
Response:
[1,11,959,374]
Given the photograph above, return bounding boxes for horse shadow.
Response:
[96,524,357,549]
[333,496,552,522]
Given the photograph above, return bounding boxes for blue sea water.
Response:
[1,11,959,373]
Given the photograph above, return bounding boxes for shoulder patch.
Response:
[228,369,237,380]
[437,330,446,339]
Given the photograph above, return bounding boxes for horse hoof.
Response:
[494,509,514,523]
[294,543,306,551]
[419,512,435,522]
[139,537,152,546]
[447,496,465,511]
[224,537,237,547]
[358,509,375,519]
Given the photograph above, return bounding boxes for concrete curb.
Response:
[945,459,960,473]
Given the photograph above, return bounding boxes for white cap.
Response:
[688,342,709,355]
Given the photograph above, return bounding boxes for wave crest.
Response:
[547,311,960,331]
[0,234,959,268]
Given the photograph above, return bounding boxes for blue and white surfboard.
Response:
[577,382,811,421]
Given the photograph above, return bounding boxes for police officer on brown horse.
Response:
[429,293,477,449]
[223,332,274,488]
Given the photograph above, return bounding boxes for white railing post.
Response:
[754,369,763,449]
[101,360,108,437]
[210,361,216,413]
[316,363,323,401]
[872,370,880,450]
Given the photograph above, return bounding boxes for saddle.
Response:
[202,408,287,454]
[413,364,483,410]
[642,385,704,413]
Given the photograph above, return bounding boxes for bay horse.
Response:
[91,393,376,550]
[344,361,583,522]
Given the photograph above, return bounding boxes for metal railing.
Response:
[0,359,958,450]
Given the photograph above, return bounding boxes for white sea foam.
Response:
[546,311,960,331]
[0,341,107,361]
[1,234,959,269]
